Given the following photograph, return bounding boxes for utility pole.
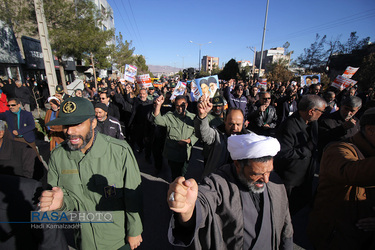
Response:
[247,46,256,80]
[189,41,212,71]
[34,0,58,96]
[259,0,270,78]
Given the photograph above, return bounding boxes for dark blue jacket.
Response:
[224,87,248,117]
[0,110,35,143]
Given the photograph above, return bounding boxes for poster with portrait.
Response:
[135,74,152,88]
[300,74,320,87]
[170,81,187,100]
[190,79,201,102]
[331,75,357,90]
[194,75,219,99]
[342,66,359,79]
[124,64,137,83]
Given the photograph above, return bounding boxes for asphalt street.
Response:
[38,138,313,250]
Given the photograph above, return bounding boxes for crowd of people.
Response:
[0,74,374,249]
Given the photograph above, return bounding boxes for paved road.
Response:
[135,143,205,250]
[39,138,313,249]
[134,141,314,250]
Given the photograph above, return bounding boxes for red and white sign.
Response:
[331,75,357,90]
[342,66,359,79]
[259,78,267,90]
[135,74,152,88]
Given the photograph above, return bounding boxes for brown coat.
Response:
[308,132,375,250]
[44,109,64,151]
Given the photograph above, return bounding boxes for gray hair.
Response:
[298,94,327,111]
[0,120,6,131]
[340,96,362,109]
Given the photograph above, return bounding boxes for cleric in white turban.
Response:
[228,133,280,160]
[167,131,294,250]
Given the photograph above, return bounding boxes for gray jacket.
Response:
[169,164,293,250]
[194,116,248,178]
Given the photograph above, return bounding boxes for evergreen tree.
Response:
[297,34,327,70]
[337,32,370,54]
[219,59,239,81]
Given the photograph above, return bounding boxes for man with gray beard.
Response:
[167,133,293,249]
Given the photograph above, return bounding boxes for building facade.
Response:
[201,56,219,72]
[255,47,290,72]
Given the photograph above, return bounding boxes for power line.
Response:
[110,0,133,40]
[266,9,375,45]
[119,0,141,48]
[127,0,144,50]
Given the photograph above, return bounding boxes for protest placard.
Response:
[259,78,268,90]
[124,64,137,83]
[190,79,201,102]
[342,66,359,79]
[194,75,219,99]
[331,75,357,90]
[135,74,153,88]
[300,75,320,87]
[171,81,187,100]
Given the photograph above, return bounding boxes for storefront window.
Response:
[0,65,7,80]
[8,66,21,80]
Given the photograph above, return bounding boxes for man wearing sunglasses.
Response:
[248,91,278,136]
[0,98,41,161]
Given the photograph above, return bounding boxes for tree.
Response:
[219,59,239,81]
[356,52,375,91]
[43,0,114,89]
[2,0,114,89]
[297,34,327,70]
[0,0,37,38]
[133,54,150,75]
[111,32,135,70]
[211,64,221,76]
[338,32,370,54]
[239,65,251,81]
[265,59,293,83]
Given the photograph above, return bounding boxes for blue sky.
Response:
[107,0,375,69]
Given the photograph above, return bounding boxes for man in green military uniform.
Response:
[153,95,198,180]
[39,97,143,250]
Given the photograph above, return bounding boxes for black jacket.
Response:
[274,112,319,187]
[96,116,124,140]
[0,174,68,250]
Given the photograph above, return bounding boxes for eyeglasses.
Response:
[314,108,325,114]
[175,103,186,108]
[100,98,107,100]
[7,104,17,107]
[263,97,271,100]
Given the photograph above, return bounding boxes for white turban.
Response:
[227,133,280,160]
[47,96,60,103]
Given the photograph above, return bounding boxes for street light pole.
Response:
[259,0,270,77]
[247,46,256,80]
[177,54,185,70]
[189,41,212,71]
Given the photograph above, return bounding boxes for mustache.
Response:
[67,135,84,140]
[254,180,264,185]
